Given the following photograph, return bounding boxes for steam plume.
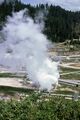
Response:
[0,9,59,91]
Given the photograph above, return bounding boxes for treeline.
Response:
[0,94,80,120]
[0,0,80,42]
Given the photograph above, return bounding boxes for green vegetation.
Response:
[0,86,34,95]
[0,73,16,78]
[60,73,80,80]
[0,73,24,78]
[55,90,74,95]
[60,67,80,74]
[0,94,80,120]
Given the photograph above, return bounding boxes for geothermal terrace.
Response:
[0,43,80,100]
[0,57,80,90]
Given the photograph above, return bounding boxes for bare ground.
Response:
[0,78,35,90]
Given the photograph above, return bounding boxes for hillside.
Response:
[0,0,80,42]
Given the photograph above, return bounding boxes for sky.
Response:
[22,0,80,11]
[0,0,80,11]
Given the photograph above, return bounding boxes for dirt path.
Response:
[0,78,25,88]
[60,63,80,69]
[0,78,35,90]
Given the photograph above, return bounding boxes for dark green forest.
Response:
[0,0,80,42]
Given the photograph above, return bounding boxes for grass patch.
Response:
[54,90,74,95]
[60,67,80,73]
[0,86,34,95]
[55,84,80,95]
[60,73,80,80]
[0,73,25,78]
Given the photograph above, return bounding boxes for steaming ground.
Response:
[0,9,59,91]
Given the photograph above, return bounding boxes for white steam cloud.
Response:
[0,9,59,91]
